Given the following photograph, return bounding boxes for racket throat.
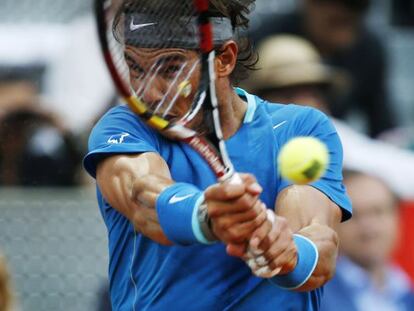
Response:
[184,135,234,181]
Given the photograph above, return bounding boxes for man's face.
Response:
[304,1,363,54]
[125,46,201,122]
[338,174,398,269]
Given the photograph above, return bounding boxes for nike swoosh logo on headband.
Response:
[130,19,157,32]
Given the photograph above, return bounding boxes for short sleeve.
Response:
[277,106,352,221]
[83,106,159,178]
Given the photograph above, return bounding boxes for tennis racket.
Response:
[94,0,241,184]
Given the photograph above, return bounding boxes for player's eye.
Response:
[161,64,181,78]
[156,55,187,80]
[128,62,144,78]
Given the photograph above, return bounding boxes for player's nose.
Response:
[141,81,164,110]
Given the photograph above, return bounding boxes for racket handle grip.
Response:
[228,172,242,185]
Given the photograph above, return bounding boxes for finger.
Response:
[244,253,282,278]
[246,182,262,195]
[212,199,265,231]
[226,243,247,257]
[204,182,246,202]
[208,192,261,217]
[252,265,282,278]
[267,244,298,275]
[257,214,290,252]
[205,173,262,202]
[261,230,297,273]
[218,205,267,243]
[246,253,270,268]
[248,208,275,253]
[238,174,262,195]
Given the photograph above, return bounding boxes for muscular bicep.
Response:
[275,185,342,231]
[96,152,172,219]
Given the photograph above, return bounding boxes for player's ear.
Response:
[215,40,238,78]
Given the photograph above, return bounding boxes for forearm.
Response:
[294,221,339,291]
[243,185,342,290]
[97,152,174,245]
[276,185,342,291]
[97,152,267,247]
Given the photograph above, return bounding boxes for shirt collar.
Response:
[235,87,257,124]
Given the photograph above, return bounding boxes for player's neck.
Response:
[219,89,247,140]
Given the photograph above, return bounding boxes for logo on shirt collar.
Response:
[107,133,130,144]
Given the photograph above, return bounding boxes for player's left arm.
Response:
[274,184,342,291]
[227,185,342,292]
[227,107,348,291]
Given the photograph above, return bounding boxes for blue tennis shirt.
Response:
[84,88,351,311]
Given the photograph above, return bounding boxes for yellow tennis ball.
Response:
[278,136,329,185]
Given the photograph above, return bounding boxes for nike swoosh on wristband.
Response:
[130,19,157,32]
[273,120,287,130]
[169,193,195,204]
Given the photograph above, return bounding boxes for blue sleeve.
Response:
[83,106,159,178]
[277,106,352,221]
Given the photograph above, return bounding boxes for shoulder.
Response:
[88,105,159,149]
[256,99,352,219]
[92,105,146,133]
[259,100,334,138]
[84,105,161,178]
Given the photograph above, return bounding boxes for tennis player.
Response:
[84,0,351,310]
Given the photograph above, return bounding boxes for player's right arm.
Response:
[96,151,266,247]
[96,152,174,245]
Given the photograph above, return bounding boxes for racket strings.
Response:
[159,59,200,119]
[152,61,190,115]
[133,61,164,104]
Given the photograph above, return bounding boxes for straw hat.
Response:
[244,35,347,93]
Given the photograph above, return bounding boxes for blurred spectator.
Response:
[243,35,414,200]
[0,105,82,186]
[320,171,414,311]
[391,0,414,27]
[249,0,396,137]
[0,254,14,311]
[379,126,414,152]
[0,81,38,118]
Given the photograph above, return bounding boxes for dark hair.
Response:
[312,0,371,13]
[209,0,258,84]
[114,0,257,84]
